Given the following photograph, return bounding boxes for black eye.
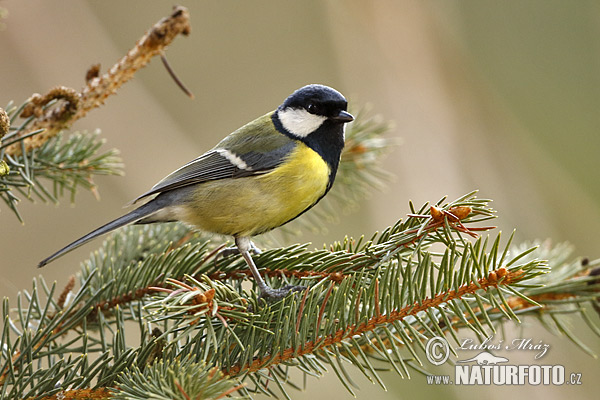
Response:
[306,103,320,114]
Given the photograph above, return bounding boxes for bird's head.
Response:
[276,84,353,139]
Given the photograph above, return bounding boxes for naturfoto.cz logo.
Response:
[425,336,583,386]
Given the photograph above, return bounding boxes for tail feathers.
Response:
[38,201,161,268]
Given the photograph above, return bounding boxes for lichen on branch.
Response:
[5,5,191,156]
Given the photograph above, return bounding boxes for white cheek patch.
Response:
[216,149,252,171]
[278,107,327,138]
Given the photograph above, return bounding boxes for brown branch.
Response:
[223,267,525,376]
[57,275,76,309]
[0,107,10,140]
[174,379,192,400]
[19,86,80,122]
[505,292,577,310]
[0,107,9,176]
[26,388,111,400]
[92,285,159,315]
[7,6,191,156]
[295,288,310,333]
[208,267,347,283]
[319,267,585,359]
[214,383,247,400]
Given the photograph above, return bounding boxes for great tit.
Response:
[38,84,354,300]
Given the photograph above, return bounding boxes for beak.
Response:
[331,110,354,123]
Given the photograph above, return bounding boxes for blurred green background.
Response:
[1,0,599,398]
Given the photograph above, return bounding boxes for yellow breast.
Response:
[178,142,331,237]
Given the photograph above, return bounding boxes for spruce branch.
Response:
[2,7,597,398]
[0,107,9,178]
[220,267,529,377]
[0,119,123,221]
[0,108,9,142]
[4,6,191,156]
[1,5,191,221]
[112,359,244,400]
[5,191,600,399]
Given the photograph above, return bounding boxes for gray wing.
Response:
[132,140,296,204]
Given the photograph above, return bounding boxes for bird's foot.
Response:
[258,284,307,304]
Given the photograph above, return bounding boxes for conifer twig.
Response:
[0,107,9,176]
[5,6,191,156]
[0,107,9,140]
[4,197,600,399]
[27,388,111,400]
[222,268,522,376]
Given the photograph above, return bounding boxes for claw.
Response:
[234,237,307,306]
[258,284,307,303]
[247,284,307,311]
[218,246,240,258]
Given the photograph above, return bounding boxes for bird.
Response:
[38,84,354,300]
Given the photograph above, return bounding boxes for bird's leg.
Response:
[235,237,306,302]
[219,241,261,258]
